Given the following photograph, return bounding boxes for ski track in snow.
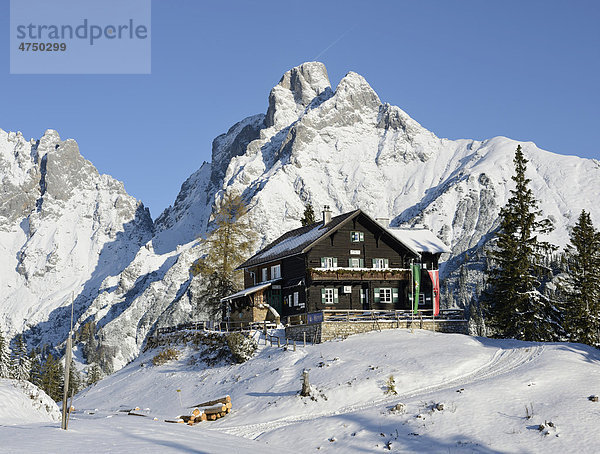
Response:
[215,344,545,440]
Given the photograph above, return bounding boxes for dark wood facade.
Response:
[225,210,446,322]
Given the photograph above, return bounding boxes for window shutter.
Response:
[359,232,364,241]
[372,258,376,267]
[320,257,326,268]
[333,258,338,268]
[321,288,326,304]
[334,289,339,304]
[384,258,389,268]
[392,288,399,304]
[374,288,380,303]
[348,258,353,267]
[359,258,364,267]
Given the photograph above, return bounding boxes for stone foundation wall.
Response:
[285,319,468,343]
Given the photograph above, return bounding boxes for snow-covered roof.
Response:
[238,210,429,269]
[220,282,272,302]
[238,211,359,268]
[387,228,451,254]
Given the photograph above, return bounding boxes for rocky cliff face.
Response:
[2,62,599,372]
[0,129,153,347]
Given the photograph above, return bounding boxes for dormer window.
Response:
[261,268,268,282]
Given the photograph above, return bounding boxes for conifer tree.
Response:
[0,329,11,379]
[561,210,600,346]
[191,191,256,317]
[87,363,103,386]
[67,359,81,397]
[483,145,560,341]
[300,203,316,226]
[40,353,63,401]
[28,348,43,388]
[11,334,30,381]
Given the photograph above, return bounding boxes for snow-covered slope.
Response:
[0,378,61,424]
[64,330,600,452]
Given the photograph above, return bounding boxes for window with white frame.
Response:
[349,257,361,268]
[379,288,392,303]
[261,268,268,282]
[271,264,281,279]
[350,231,364,242]
[322,288,338,305]
[372,258,389,269]
[320,257,337,268]
[293,291,299,306]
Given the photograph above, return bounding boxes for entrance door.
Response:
[361,285,369,310]
[268,289,282,315]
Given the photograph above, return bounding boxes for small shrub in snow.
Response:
[435,402,445,411]
[152,348,180,366]
[538,420,558,437]
[588,395,598,402]
[389,403,405,414]
[226,332,257,363]
[384,375,397,395]
[525,402,534,420]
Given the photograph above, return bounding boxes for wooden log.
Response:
[192,408,201,417]
[128,412,147,417]
[203,404,227,414]
[199,413,207,422]
[207,414,217,421]
[191,395,231,407]
[164,419,185,424]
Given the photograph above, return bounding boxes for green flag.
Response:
[412,264,421,314]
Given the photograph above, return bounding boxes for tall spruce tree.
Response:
[28,348,43,388]
[561,210,600,346]
[86,363,103,386]
[300,203,316,226]
[0,329,11,379]
[11,334,30,381]
[483,145,560,341]
[191,191,256,317]
[40,353,63,401]
[67,359,81,397]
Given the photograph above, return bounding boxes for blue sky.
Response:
[1,0,598,218]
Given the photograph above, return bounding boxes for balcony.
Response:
[308,267,411,281]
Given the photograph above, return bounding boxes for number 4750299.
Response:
[19,42,67,51]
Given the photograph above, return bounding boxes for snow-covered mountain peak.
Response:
[265,61,332,129]
[334,70,381,110]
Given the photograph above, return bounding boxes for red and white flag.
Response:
[427,270,440,316]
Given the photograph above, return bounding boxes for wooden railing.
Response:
[285,309,465,326]
[308,268,411,281]
[155,320,277,335]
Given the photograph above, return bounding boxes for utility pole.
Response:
[61,293,74,430]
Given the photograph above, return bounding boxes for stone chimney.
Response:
[376,217,390,228]
[322,205,332,225]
